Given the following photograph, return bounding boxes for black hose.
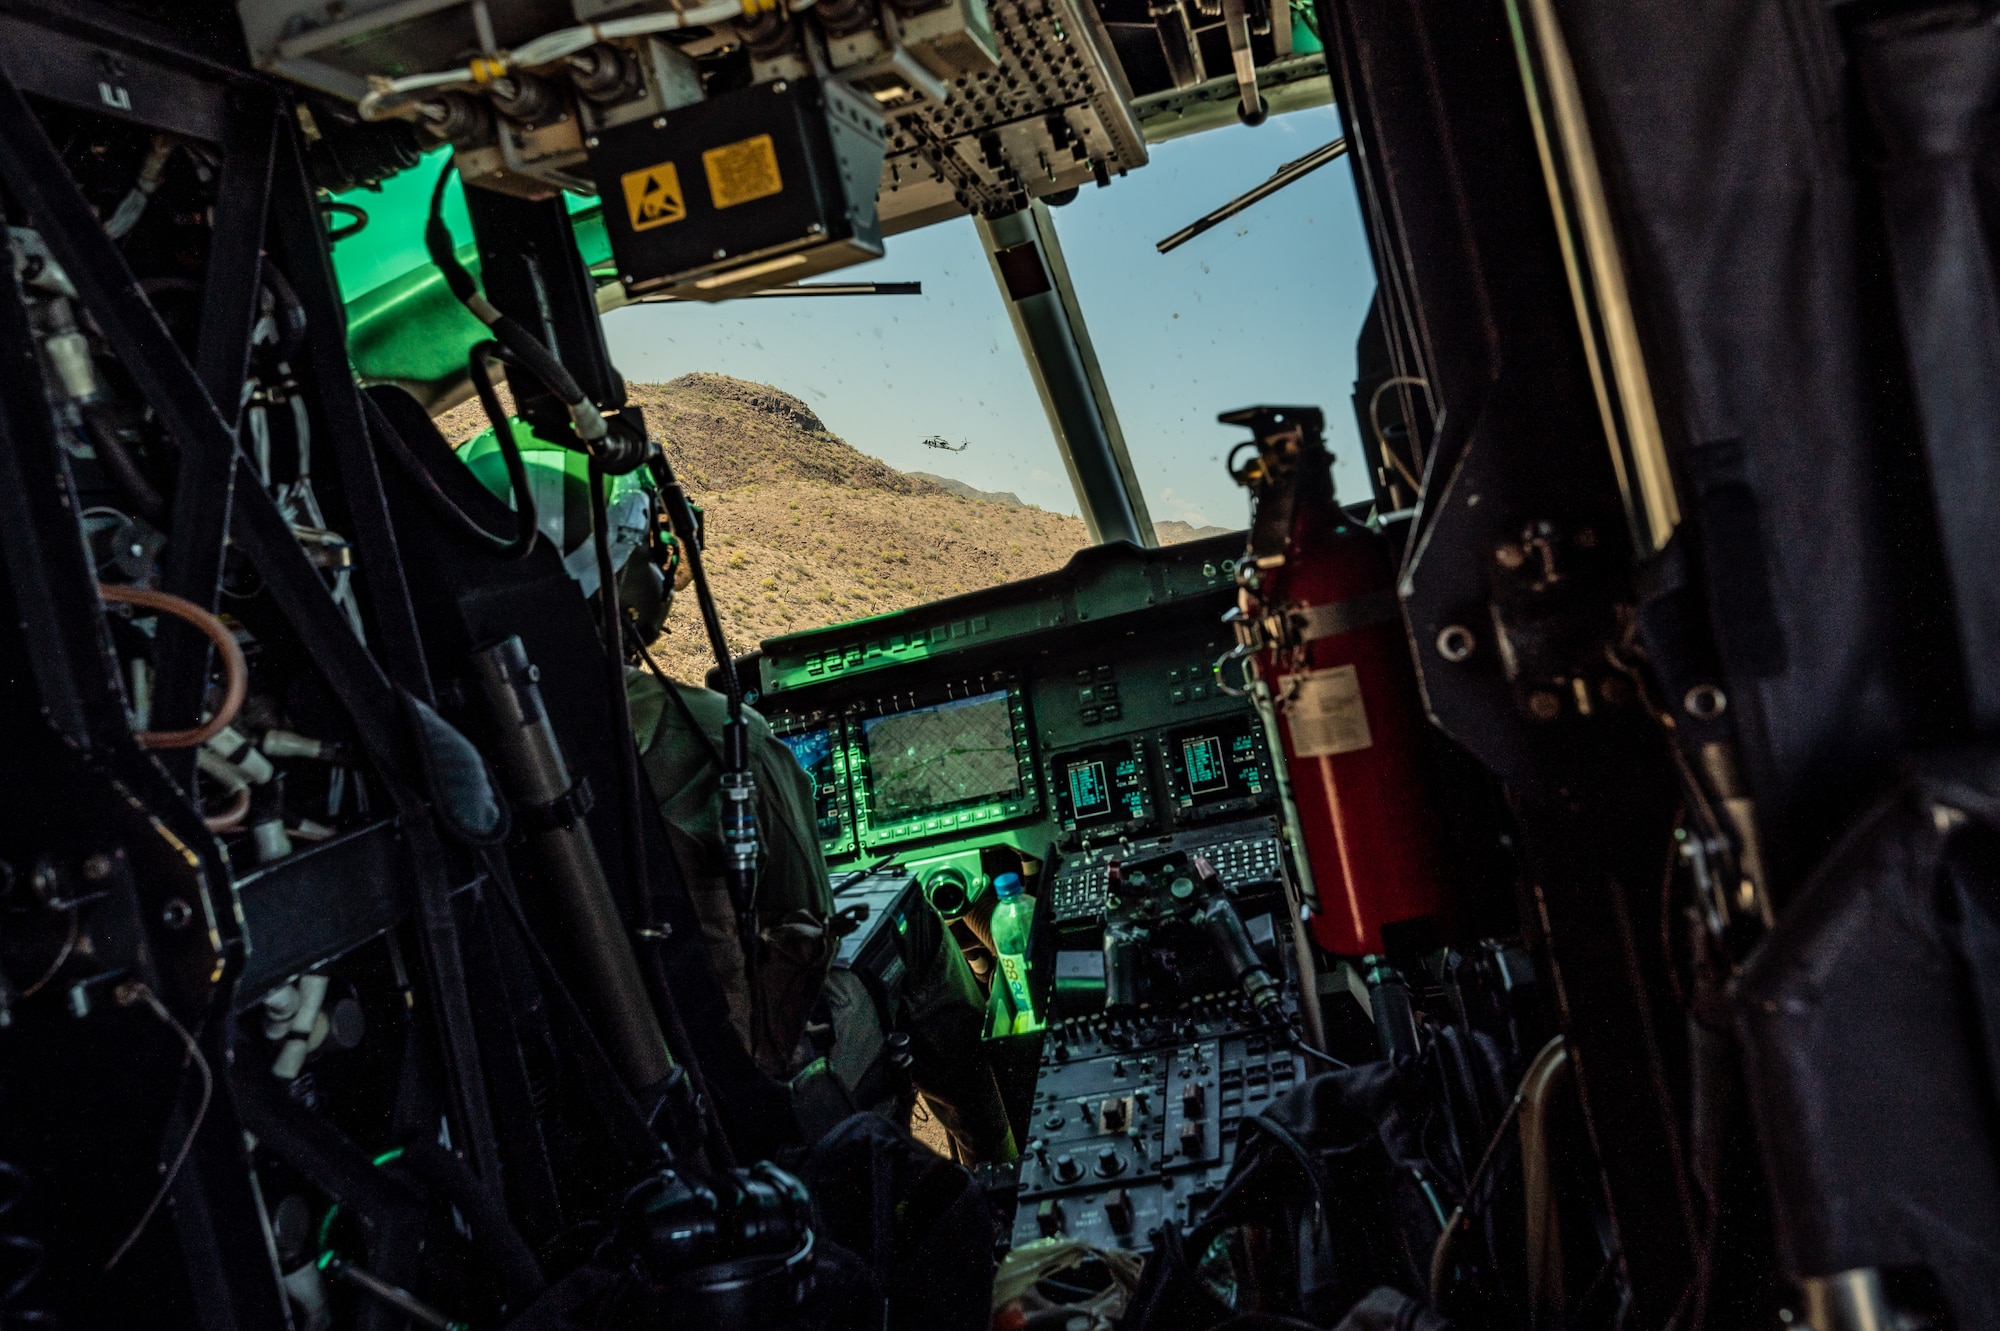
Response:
[488,312,587,413]
[361,376,537,559]
[422,158,614,453]
[424,160,480,308]
[647,454,763,1054]
[321,199,368,243]
[80,404,165,523]
[469,341,538,560]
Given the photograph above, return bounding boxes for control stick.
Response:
[1194,887,1283,1025]
[1190,853,1348,1068]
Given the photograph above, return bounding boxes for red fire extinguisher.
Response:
[1222,405,1447,958]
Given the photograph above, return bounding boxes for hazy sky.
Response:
[602,102,1376,531]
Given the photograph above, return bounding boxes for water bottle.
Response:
[989,872,1040,1034]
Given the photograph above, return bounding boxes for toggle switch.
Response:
[1104,1188,1133,1233]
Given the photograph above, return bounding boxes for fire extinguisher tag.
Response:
[1286,663,1374,757]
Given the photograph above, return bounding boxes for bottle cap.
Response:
[993,871,1023,899]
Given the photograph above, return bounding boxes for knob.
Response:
[1095,1146,1126,1178]
[1043,1112,1066,1131]
[1052,1153,1083,1184]
[1099,1098,1128,1132]
[1037,1199,1065,1237]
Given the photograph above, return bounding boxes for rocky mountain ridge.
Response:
[437,373,1235,682]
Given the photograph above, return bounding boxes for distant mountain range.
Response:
[906,472,1027,508]
[1154,519,1236,544]
[905,471,1238,546]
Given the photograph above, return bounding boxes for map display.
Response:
[862,690,1020,822]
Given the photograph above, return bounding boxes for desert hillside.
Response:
[437,374,1232,683]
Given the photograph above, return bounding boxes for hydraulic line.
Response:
[98,583,246,749]
[423,161,611,453]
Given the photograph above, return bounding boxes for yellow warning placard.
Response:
[621,161,686,232]
[703,134,783,210]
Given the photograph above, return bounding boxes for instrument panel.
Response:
[748,535,1276,866]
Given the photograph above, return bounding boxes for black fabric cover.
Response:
[1549,0,1961,888]
[1851,6,2000,732]
[1735,746,2000,1323]
[1554,6,2000,1312]
[400,687,511,845]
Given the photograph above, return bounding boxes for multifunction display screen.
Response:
[862,689,1022,823]
[775,725,846,844]
[1169,717,1269,812]
[1052,742,1151,835]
